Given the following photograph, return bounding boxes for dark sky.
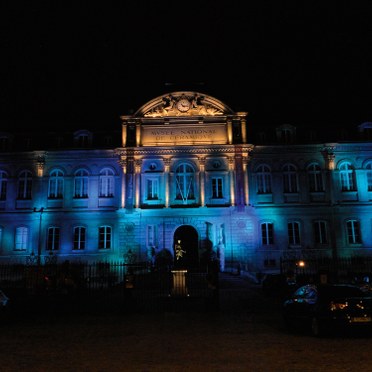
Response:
[2,2,372,132]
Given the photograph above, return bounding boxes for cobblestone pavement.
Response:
[1,273,372,371]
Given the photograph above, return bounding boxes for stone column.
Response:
[134,159,142,208]
[227,118,233,144]
[228,157,235,205]
[163,158,171,207]
[199,157,206,206]
[136,122,141,147]
[119,159,126,208]
[243,155,250,206]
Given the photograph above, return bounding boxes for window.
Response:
[74,130,92,148]
[48,170,64,199]
[146,179,159,200]
[283,164,298,193]
[99,226,111,249]
[17,170,32,200]
[256,165,272,194]
[74,169,89,198]
[147,225,157,247]
[212,177,223,198]
[307,163,324,192]
[15,226,28,251]
[0,137,9,151]
[73,226,86,250]
[346,220,361,244]
[0,171,7,200]
[261,222,274,245]
[288,222,301,246]
[313,220,328,244]
[99,168,114,197]
[366,163,372,191]
[175,163,195,202]
[339,162,356,191]
[47,227,60,251]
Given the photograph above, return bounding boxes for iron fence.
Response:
[0,261,217,313]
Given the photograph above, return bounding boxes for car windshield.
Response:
[318,285,365,299]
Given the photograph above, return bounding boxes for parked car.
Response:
[283,283,372,336]
[262,273,298,298]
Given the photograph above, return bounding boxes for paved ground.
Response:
[1,273,372,371]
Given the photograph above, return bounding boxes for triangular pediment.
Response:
[134,91,234,118]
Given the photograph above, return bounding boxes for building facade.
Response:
[1,91,372,275]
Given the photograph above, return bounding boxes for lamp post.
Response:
[33,207,44,265]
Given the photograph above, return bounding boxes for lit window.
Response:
[146,179,159,200]
[346,220,361,244]
[99,168,114,197]
[47,227,60,251]
[99,226,111,249]
[175,163,195,202]
[283,164,298,193]
[366,163,372,191]
[48,170,64,199]
[17,170,32,200]
[74,169,89,198]
[339,162,356,191]
[307,163,324,192]
[0,171,7,200]
[313,220,328,244]
[261,222,274,245]
[256,165,272,194]
[288,222,301,246]
[212,177,223,198]
[73,226,86,250]
[15,226,28,251]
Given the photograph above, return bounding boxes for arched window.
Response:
[0,171,7,200]
[17,170,32,200]
[175,163,195,202]
[99,226,112,249]
[73,226,86,250]
[339,162,356,191]
[74,169,89,198]
[366,162,372,191]
[307,163,324,192]
[283,164,298,193]
[99,168,114,197]
[256,165,272,194]
[15,226,29,251]
[48,170,64,199]
[73,130,92,148]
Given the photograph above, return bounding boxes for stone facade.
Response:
[0,91,372,275]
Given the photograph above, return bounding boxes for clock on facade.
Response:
[176,98,191,112]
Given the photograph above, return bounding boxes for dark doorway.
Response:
[173,225,199,270]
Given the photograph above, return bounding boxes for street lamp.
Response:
[33,207,44,265]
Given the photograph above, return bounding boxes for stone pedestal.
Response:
[171,270,189,297]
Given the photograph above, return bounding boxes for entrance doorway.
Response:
[173,225,199,270]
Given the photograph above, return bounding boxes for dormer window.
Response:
[276,124,296,144]
[73,130,92,148]
[358,122,372,140]
[0,137,9,151]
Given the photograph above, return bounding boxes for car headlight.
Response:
[329,301,348,311]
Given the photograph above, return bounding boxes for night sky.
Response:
[2,2,372,133]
